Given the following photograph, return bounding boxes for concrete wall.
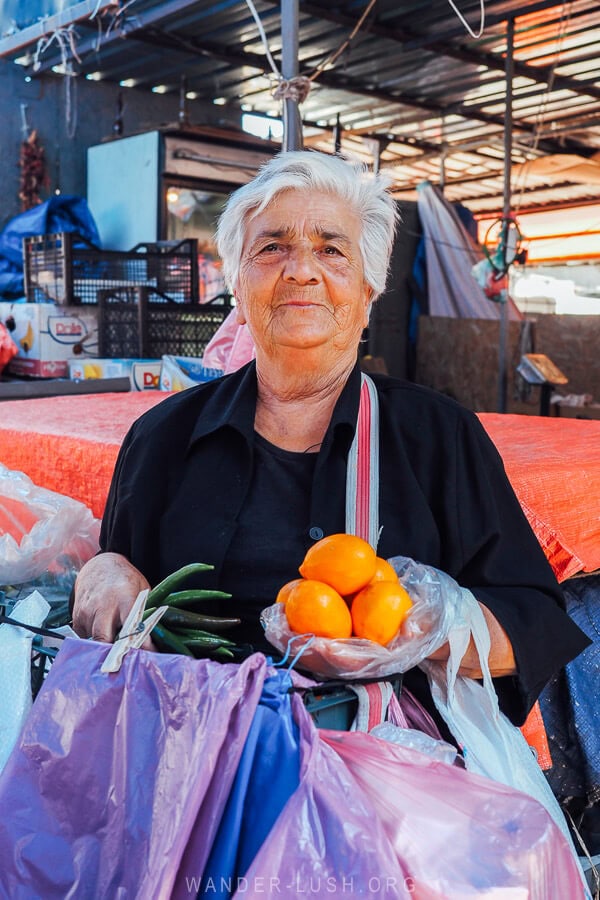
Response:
[415,314,600,414]
[0,60,242,230]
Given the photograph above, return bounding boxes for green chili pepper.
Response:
[150,623,194,656]
[165,589,232,608]
[147,563,214,607]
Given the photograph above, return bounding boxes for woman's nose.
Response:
[282,245,321,283]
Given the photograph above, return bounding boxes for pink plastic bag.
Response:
[0,322,17,373]
[323,729,588,899]
[202,308,255,374]
[0,640,267,900]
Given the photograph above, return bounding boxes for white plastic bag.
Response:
[0,590,49,773]
[0,464,100,585]
[261,555,462,680]
[420,585,589,893]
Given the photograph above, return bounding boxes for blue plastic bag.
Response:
[197,668,301,898]
[238,693,411,898]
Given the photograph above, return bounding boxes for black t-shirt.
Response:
[219,433,317,650]
[100,360,590,727]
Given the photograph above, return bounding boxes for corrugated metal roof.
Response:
[2,0,600,214]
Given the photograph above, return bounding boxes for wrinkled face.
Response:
[235,189,371,355]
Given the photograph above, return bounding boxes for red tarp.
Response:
[0,394,598,581]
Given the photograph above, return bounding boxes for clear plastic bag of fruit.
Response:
[260,555,462,680]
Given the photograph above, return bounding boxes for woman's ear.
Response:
[362,284,374,327]
[233,291,247,325]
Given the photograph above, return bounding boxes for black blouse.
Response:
[100,360,590,726]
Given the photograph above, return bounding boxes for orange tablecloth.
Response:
[0,393,169,520]
[1,395,598,580]
[479,413,600,581]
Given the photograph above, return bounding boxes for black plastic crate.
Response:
[97,285,232,359]
[23,233,199,306]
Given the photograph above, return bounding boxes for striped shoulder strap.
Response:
[345,372,380,551]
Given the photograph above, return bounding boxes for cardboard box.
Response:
[68,358,162,391]
[0,301,98,378]
[159,354,223,391]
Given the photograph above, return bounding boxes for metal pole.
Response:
[281,0,302,151]
[373,136,381,174]
[333,113,342,155]
[497,17,514,414]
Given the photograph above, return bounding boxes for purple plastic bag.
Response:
[323,729,588,899]
[0,639,267,900]
[237,694,412,899]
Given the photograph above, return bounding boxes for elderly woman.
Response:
[73,150,587,731]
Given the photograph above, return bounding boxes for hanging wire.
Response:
[65,67,78,140]
[32,24,81,71]
[104,0,140,40]
[243,0,282,78]
[32,26,81,140]
[307,0,377,83]
[445,0,485,40]
[89,0,106,18]
[512,2,573,212]
[242,0,378,135]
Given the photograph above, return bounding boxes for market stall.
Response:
[1,392,598,896]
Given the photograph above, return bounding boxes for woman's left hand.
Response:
[426,603,517,678]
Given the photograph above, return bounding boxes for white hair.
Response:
[216,150,399,301]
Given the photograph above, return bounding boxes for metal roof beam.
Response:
[308,68,592,156]
[1,0,223,63]
[21,7,595,157]
[0,0,113,56]
[264,0,600,104]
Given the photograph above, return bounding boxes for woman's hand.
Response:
[426,602,517,678]
[72,552,151,644]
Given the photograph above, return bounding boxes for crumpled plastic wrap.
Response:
[369,722,458,765]
[260,555,461,680]
[0,464,100,585]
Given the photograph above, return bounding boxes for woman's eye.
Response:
[322,245,341,255]
[260,242,280,253]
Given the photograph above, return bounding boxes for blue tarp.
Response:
[0,196,100,297]
[1,2,84,31]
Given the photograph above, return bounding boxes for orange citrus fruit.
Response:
[343,557,399,604]
[275,578,304,604]
[299,533,377,596]
[368,557,399,585]
[285,579,353,639]
[351,581,413,646]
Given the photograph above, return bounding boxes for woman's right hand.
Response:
[72,552,151,644]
